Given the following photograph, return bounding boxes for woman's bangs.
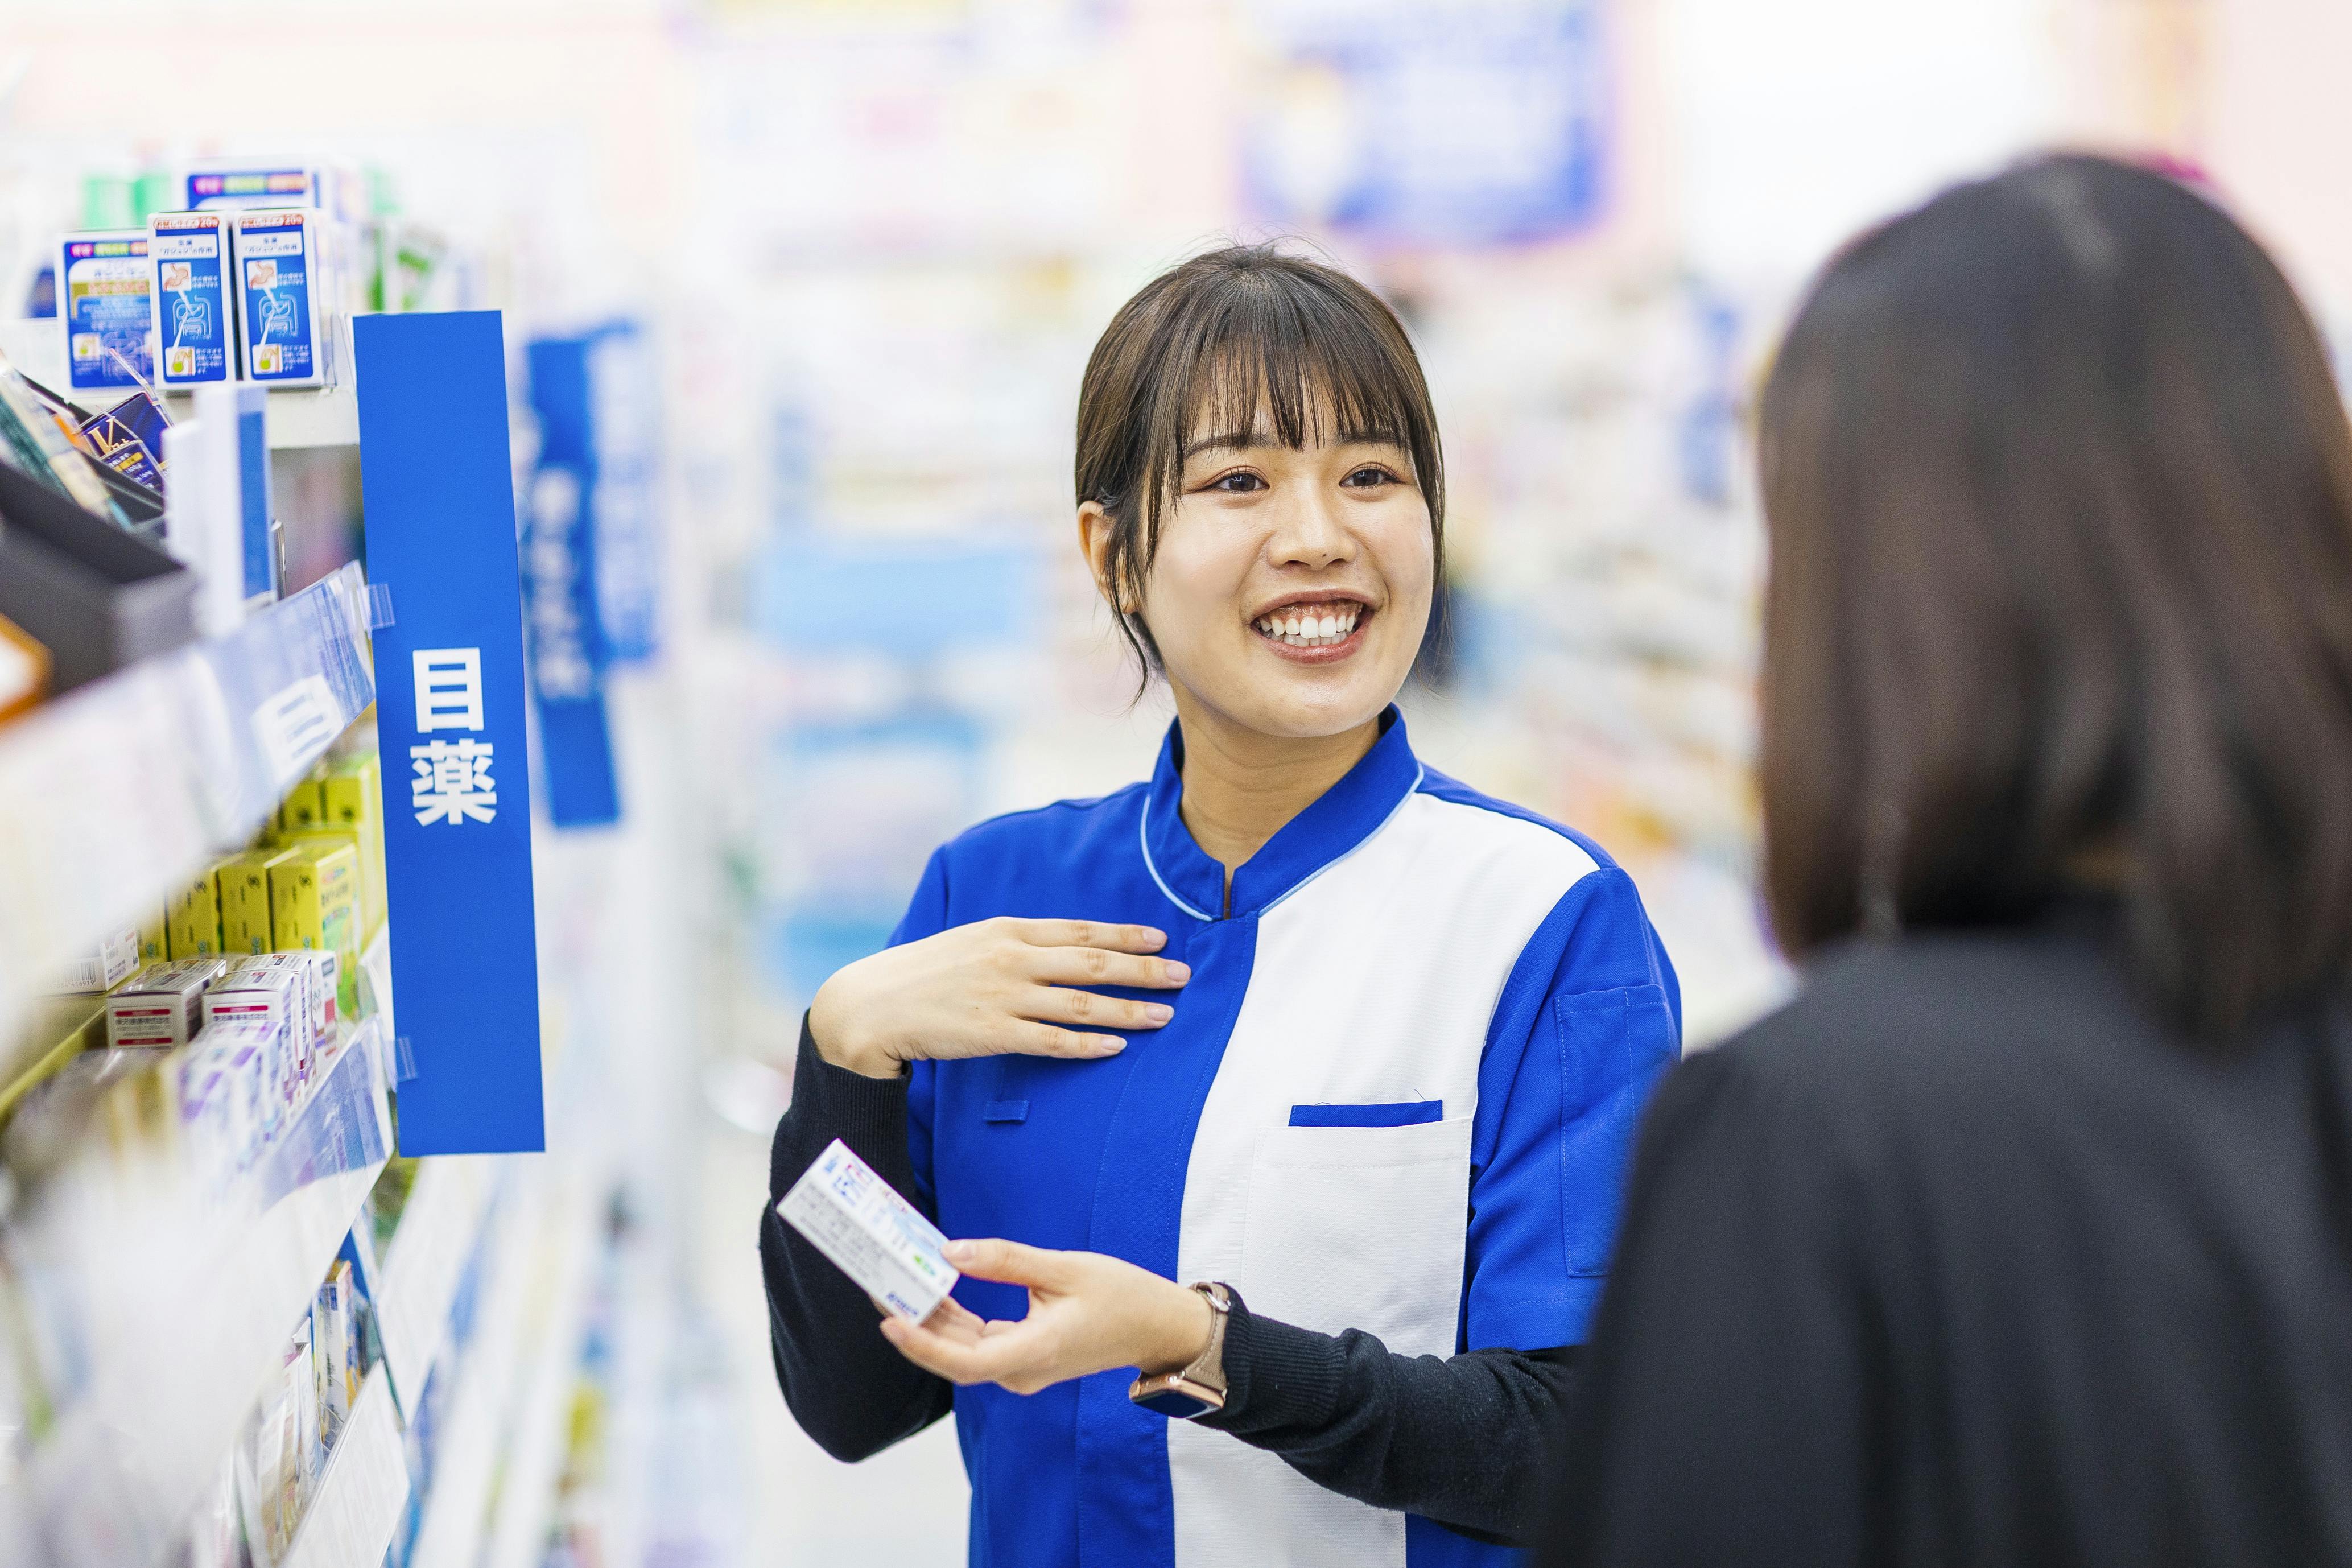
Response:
[1166,300,1421,463]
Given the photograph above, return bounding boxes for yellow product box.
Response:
[218,848,299,956]
[290,828,372,943]
[280,772,328,836]
[269,841,360,1018]
[138,908,168,966]
[321,753,386,939]
[168,868,224,959]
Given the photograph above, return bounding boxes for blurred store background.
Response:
[1,1,2347,1563]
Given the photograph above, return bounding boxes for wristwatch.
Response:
[1128,1281,1231,1419]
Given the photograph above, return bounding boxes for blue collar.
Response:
[1139,706,1425,922]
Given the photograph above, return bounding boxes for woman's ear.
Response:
[1077,501,1138,614]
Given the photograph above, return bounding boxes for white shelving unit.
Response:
[0,1024,393,1568]
[0,318,358,449]
[0,563,376,1060]
[279,1369,411,1568]
[407,1166,600,1568]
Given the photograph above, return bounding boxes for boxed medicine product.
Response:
[232,209,332,388]
[185,1025,275,1153]
[169,866,224,959]
[147,211,236,387]
[270,841,359,1018]
[321,753,387,940]
[217,847,297,956]
[105,956,227,1049]
[777,1139,962,1321]
[48,928,143,995]
[137,909,168,967]
[202,957,300,1037]
[280,771,327,835]
[185,162,329,212]
[56,229,155,395]
[315,1262,353,1444]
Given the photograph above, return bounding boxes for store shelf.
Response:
[0,562,376,1061]
[281,1369,411,1568]
[408,1169,599,1568]
[375,1152,496,1412]
[0,318,359,448]
[1,1025,394,1568]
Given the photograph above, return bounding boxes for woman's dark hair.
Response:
[1758,153,2352,1038]
[1075,242,1445,675]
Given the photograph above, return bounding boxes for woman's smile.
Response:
[1249,593,1375,664]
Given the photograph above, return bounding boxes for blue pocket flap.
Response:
[1288,1099,1442,1128]
[984,1100,1029,1124]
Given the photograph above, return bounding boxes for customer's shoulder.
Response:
[1710,926,2135,1113]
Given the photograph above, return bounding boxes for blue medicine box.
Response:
[232,208,330,388]
[149,211,236,387]
[57,230,155,396]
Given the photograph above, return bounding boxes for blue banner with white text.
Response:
[357,310,546,1156]
[522,333,622,827]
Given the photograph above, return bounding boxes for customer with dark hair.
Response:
[763,244,1680,1566]
[1541,154,2352,1566]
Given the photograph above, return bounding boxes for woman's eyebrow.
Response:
[1181,430,1278,460]
[1180,429,1406,460]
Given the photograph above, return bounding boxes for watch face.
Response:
[1133,1383,1218,1420]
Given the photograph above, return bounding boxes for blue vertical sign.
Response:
[522,333,621,827]
[237,385,275,600]
[357,311,545,1156]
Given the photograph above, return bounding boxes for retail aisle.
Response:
[700,1121,972,1565]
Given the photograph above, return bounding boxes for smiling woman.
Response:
[760,243,1681,1568]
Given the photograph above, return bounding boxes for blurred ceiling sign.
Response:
[1242,0,1610,248]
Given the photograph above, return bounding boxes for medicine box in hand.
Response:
[777,1139,961,1322]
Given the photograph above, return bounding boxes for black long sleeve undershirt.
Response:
[759,1018,1575,1546]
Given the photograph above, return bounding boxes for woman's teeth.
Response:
[1253,604,1361,649]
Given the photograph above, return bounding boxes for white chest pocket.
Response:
[1239,1115,1474,1359]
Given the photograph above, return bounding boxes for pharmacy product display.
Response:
[0,137,658,1559]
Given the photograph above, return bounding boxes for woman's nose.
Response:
[1269,491,1352,568]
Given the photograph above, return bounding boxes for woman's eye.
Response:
[1342,466,1398,488]
[1206,471,1267,493]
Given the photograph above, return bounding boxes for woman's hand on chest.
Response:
[807,917,1192,1080]
[878,1238,1215,1396]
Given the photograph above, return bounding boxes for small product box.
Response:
[776,1139,962,1322]
[49,928,145,995]
[280,773,328,834]
[202,956,301,1035]
[138,909,170,966]
[217,847,298,956]
[232,209,331,388]
[169,867,224,959]
[185,162,331,212]
[237,951,326,1071]
[57,229,155,395]
[105,956,228,1049]
[315,1265,352,1443]
[321,753,387,940]
[270,841,359,1019]
[148,211,236,387]
[186,1024,276,1152]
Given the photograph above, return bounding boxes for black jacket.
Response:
[1542,905,2352,1567]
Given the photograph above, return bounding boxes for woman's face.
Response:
[1092,409,1435,741]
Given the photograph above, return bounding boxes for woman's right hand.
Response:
[808,918,1191,1079]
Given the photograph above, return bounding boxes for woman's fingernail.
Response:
[944,1240,974,1262]
[1144,1002,1174,1023]
[1164,962,1190,983]
[1096,1037,1128,1054]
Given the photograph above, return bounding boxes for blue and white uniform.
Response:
[902,709,1680,1568]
